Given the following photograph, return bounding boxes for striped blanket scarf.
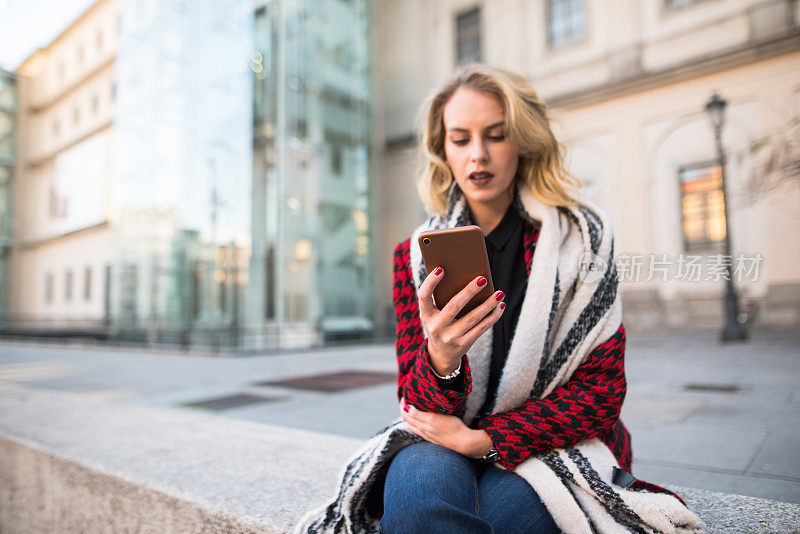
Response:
[294,182,705,534]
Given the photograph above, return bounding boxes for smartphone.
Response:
[418,225,495,319]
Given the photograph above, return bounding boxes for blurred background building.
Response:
[374,0,800,333]
[2,0,799,350]
[6,0,373,349]
[0,68,14,326]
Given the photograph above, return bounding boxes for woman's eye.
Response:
[451,135,504,145]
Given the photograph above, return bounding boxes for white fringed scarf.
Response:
[295,182,705,534]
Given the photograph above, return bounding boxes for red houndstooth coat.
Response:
[391,219,634,474]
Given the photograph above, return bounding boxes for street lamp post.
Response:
[705,92,748,342]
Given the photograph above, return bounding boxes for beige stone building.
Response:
[10,0,118,331]
[373,0,800,332]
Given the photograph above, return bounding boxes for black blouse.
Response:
[437,203,531,420]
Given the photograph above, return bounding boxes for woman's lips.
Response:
[469,172,494,187]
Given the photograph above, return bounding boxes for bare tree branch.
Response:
[745,118,800,207]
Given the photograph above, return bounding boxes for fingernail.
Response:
[495,291,505,301]
[476,277,487,287]
[403,405,410,412]
[500,302,506,310]
[434,266,443,276]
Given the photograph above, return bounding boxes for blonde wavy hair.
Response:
[416,63,584,216]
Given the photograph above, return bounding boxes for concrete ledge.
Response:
[675,486,800,534]
[0,383,362,533]
[0,436,265,533]
[1,383,798,533]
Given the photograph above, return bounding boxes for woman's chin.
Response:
[462,187,509,206]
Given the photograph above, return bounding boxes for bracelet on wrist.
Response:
[431,357,463,380]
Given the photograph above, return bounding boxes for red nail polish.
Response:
[403,405,410,413]
[476,277,487,287]
[434,266,443,276]
[500,302,506,310]
[495,291,505,301]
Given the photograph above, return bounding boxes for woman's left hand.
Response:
[399,397,493,459]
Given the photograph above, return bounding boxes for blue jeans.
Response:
[379,442,559,534]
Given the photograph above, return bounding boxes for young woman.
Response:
[296,64,703,534]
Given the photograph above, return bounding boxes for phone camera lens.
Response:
[422,238,431,245]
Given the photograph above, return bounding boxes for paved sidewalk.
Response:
[1,329,798,504]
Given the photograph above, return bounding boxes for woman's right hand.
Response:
[418,267,506,376]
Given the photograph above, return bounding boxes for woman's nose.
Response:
[470,139,488,162]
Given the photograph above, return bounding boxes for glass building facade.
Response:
[107,0,372,349]
[0,69,15,326]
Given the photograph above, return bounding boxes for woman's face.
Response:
[442,87,519,212]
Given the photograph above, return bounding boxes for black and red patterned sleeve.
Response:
[393,239,473,415]
[477,323,627,470]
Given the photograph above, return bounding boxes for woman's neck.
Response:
[467,194,514,236]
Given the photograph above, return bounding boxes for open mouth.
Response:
[469,172,494,185]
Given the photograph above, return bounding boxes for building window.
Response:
[91,94,99,114]
[679,162,727,253]
[96,30,104,51]
[548,0,586,49]
[58,61,65,80]
[76,45,85,66]
[455,7,482,65]
[120,264,138,324]
[45,273,54,304]
[103,264,112,323]
[72,106,80,126]
[331,144,342,176]
[84,267,92,301]
[65,270,74,302]
[49,185,67,219]
[52,117,61,137]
